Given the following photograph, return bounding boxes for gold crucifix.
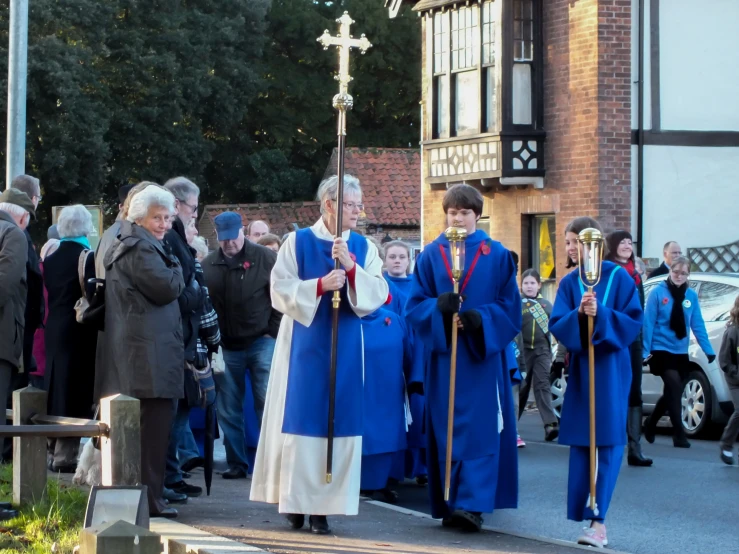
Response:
[318,12,372,98]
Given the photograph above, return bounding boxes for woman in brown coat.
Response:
[96,184,185,518]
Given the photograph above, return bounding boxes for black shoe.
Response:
[309,515,330,535]
[49,463,77,474]
[163,487,188,504]
[0,502,13,510]
[673,437,691,448]
[627,453,654,467]
[450,510,482,532]
[170,480,203,497]
[0,508,18,521]
[181,456,205,473]
[222,466,248,480]
[415,475,428,486]
[643,421,656,444]
[720,449,735,465]
[544,423,559,442]
[151,507,178,519]
[286,513,305,530]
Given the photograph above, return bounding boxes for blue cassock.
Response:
[281,228,369,438]
[360,307,413,490]
[384,273,428,479]
[406,230,521,518]
[549,261,643,522]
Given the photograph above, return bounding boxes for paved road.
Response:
[393,411,739,554]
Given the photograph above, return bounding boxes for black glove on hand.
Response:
[459,310,483,332]
[707,354,716,364]
[437,292,461,315]
[407,381,424,396]
[551,361,565,380]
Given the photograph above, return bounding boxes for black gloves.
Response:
[407,381,424,396]
[551,361,565,380]
[458,310,482,332]
[437,292,461,315]
[707,354,716,364]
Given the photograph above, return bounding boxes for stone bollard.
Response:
[79,520,161,554]
[100,395,141,486]
[13,386,48,506]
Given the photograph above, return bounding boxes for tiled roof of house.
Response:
[324,147,420,227]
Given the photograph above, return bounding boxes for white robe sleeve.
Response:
[347,238,389,318]
[271,232,322,327]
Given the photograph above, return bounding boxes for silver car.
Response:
[642,273,739,437]
[550,273,739,438]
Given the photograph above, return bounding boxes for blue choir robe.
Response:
[360,308,412,490]
[406,230,522,518]
[549,261,643,521]
[250,219,388,516]
[384,273,428,478]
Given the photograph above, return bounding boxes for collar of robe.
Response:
[314,218,351,241]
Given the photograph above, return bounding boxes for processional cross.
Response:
[316,12,371,485]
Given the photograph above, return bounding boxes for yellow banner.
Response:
[539,219,555,279]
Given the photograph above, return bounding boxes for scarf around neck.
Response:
[60,236,91,249]
[618,258,641,286]
[666,278,688,340]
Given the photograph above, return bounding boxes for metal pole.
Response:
[6,0,29,187]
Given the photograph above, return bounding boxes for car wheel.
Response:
[549,371,567,420]
[682,370,712,438]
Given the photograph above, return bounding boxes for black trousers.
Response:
[628,334,643,407]
[140,398,176,514]
[648,369,686,441]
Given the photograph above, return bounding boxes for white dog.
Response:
[73,439,102,486]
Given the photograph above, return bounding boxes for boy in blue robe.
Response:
[360,305,416,502]
[549,217,643,549]
[406,184,521,531]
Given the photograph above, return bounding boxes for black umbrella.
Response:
[204,404,216,496]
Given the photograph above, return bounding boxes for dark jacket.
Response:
[0,211,28,368]
[95,221,185,400]
[719,324,739,387]
[203,241,281,350]
[648,262,669,279]
[520,296,553,351]
[43,241,97,418]
[23,229,44,371]
[164,219,203,362]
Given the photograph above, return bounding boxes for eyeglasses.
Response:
[342,202,364,211]
[671,269,689,277]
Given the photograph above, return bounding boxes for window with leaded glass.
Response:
[433,11,450,138]
[512,0,534,125]
[482,1,497,131]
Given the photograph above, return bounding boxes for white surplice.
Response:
[249,219,388,515]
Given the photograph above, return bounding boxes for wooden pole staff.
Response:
[444,279,460,502]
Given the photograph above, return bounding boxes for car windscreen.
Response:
[696,282,739,322]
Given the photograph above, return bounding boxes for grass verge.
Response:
[0,464,87,553]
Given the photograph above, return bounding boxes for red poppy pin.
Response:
[384,317,392,326]
[243,261,251,270]
[385,293,393,305]
[662,297,669,305]
[481,240,491,256]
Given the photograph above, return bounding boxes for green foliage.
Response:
[0,464,87,553]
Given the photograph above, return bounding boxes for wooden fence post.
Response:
[12,386,48,506]
[100,394,141,486]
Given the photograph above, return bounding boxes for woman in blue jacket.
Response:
[642,256,716,448]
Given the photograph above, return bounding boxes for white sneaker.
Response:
[577,525,608,548]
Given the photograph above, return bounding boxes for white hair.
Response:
[191,236,209,260]
[127,185,176,223]
[316,175,362,215]
[164,176,200,203]
[0,202,29,219]
[58,204,94,238]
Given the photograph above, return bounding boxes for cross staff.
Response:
[317,12,371,485]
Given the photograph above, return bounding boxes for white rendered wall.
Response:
[641,145,739,259]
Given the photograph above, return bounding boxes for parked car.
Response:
[549,273,739,438]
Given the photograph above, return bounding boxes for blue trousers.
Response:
[215,337,275,471]
[165,402,194,486]
[567,445,623,523]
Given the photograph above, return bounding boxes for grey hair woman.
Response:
[42,206,98,472]
[97,183,185,517]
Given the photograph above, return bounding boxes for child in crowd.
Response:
[718,294,739,465]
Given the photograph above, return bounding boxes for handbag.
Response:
[184,360,217,409]
[73,250,94,323]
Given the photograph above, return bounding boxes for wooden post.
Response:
[80,520,161,554]
[13,386,47,506]
[100,394,141,486]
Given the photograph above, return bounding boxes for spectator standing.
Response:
[203,212,281,480]
[30,237,60,390]
[43,206,98,472]
[96,184,135,279]
[162,177,206,499]
[643,256,715,448]
[257,233,281,252]
[97,184,185,518]
[606,231,652,467]
[718,295,739,465]
[246,220,270,243]
[648,241,682,279]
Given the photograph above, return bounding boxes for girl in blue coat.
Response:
[642,256,715,448]
[549,217,643,549]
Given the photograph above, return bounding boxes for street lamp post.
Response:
[6,0,29,187]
